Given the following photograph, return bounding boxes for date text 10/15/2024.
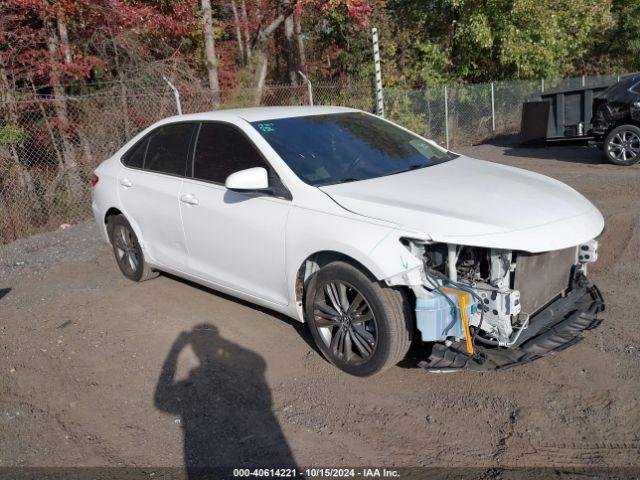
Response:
[233,468,401,478]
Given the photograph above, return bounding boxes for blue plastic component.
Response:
[415,291,477,342]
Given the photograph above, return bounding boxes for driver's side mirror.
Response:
[225,167,269,192]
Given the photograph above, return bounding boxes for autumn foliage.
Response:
[0,0,376,94]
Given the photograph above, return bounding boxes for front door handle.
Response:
[180,194,199,206]
[119,178,133,188]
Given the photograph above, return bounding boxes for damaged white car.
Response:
[91,106,605,376]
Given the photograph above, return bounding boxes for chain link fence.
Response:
[0,73,627,244]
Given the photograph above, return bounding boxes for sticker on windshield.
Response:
[257,123,275,133]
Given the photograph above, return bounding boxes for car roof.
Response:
[158,106,361,124]
[599,74,640,98]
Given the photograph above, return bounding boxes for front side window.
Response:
[144,123,194,176]
[193,123,267,183]
[250,112,456,186]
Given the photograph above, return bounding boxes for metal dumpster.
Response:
[520,85,610,147]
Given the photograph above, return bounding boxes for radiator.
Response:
[514,247,576,315]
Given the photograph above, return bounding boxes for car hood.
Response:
[319,156,604,252]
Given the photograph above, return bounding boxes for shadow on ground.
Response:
[397,339,433,370]
[160,273,432,374]
[160,272,320,355]
[483,134,608,165]
[0,287,11,301]
[154,323,297,475]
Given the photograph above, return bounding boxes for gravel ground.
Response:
[1,138,639,471]
[0,222,103,277]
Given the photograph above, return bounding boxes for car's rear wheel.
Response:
[107,214,158,282]
[304,261,413,376]
[604,125,640,165]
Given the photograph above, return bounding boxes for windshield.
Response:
[251,112,457,186]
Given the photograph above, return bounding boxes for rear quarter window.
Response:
[122,137,147,169]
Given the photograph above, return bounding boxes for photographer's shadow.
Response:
[154,324,296,475]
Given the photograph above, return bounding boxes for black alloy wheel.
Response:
[605,125,640,165]
[312,280,379,366]
[305,261,412,376]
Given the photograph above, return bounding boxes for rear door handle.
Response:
[119,178,133,188]
[180,194,199,206]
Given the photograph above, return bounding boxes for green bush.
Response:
[0,124,25,146]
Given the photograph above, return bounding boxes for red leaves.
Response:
[296,0,373,27]
[2,0,375,92]
[50,116,79,134]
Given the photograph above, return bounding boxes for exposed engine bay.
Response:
[388,239,604,370]
[420,244,522,345]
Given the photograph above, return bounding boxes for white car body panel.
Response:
[91,106,604,325]
[320,156,604,253]
[179,178,291,305]
[283,201,425,315]
[116,168,188,270]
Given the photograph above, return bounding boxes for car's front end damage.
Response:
[386,239,604,371]
[319,155,606,371]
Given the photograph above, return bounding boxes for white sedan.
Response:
[92,106,605,376]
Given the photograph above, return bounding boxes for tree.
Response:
[375,0,614,86]
[284,14,297,84]
[230,0,246,63]
[604,0,640,72]
[0,0,632,99]
[201,0,221,106]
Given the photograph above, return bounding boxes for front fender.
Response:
[285,206,427,320]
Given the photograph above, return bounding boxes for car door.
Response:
[179,122,291,305]
[118,122,196,272]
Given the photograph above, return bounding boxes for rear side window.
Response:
[144,123,195,176]
[122,138,147,169]
[193,123,267,183]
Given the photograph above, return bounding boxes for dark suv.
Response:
[590,74,640,165]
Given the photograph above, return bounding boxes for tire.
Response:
[604,125,640,166]
[107,214,158,282]
[304,261,413,376]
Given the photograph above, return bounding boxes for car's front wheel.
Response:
[604,125,640,165]
[304,261,413,376]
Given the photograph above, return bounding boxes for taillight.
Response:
[91,174,99,186]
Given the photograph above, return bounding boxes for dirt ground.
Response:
[1,138,639,471]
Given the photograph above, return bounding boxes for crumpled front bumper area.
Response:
[420,284,605,372]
